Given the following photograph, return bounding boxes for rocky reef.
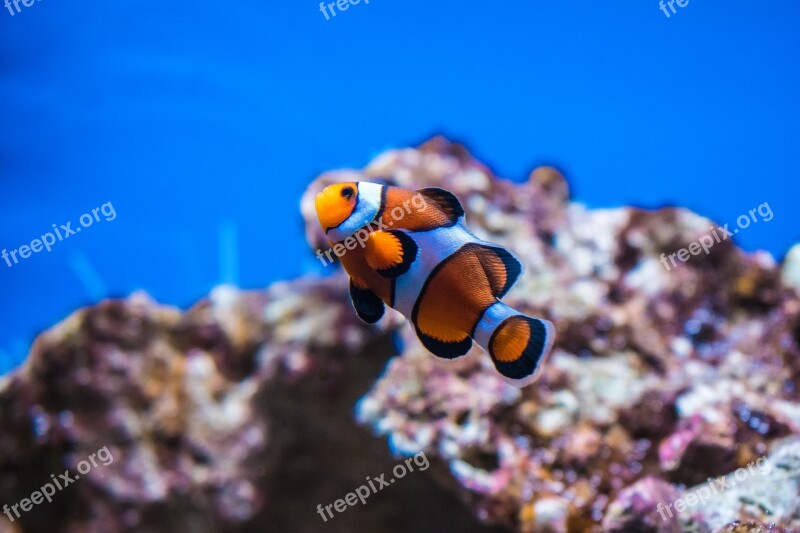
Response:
[2,138,799,532]
[308,138,800,532]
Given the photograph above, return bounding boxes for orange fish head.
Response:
[315,182,359,232]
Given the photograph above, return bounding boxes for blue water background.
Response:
[1,1,799,373]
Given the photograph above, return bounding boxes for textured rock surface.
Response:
[1,137,799,532]
[601,476,681,533]
[680,439,800,533]
[0,280,503,532]
[305,138,800,531]
[0,282,356,531]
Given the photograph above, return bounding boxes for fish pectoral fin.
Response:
[349,279,385,324]
[474,244,523,299]
[365,230,418,279]
[417,187,465,224]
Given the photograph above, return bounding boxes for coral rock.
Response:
[601,476,682,533]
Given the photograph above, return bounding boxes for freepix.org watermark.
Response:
[656,456,772,521]
[2,201,116,269]
[315,192,428,267]
[3,446,114,523]
[659,201,773,271]
[658,0,691,18]
[4,0,42,17]
[318,0,371,21]
[316,451,429,522]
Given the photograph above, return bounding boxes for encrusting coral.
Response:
[305,137,800,532]
[1,138,799,533]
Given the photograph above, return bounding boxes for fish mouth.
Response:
[315,187,354,232]
[314,193,349,233]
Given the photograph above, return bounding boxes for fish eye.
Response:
[341,186,354,199]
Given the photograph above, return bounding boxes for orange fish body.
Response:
[315,181,555,386]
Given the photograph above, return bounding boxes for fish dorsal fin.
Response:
[365,230,419,279]
[417,188,465,224]
[473,244,522,299]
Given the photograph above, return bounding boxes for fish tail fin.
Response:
[472,302,555,387]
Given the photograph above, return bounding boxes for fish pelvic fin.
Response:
[349,279,385,324]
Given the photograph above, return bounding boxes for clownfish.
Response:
[314,181,555,387]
